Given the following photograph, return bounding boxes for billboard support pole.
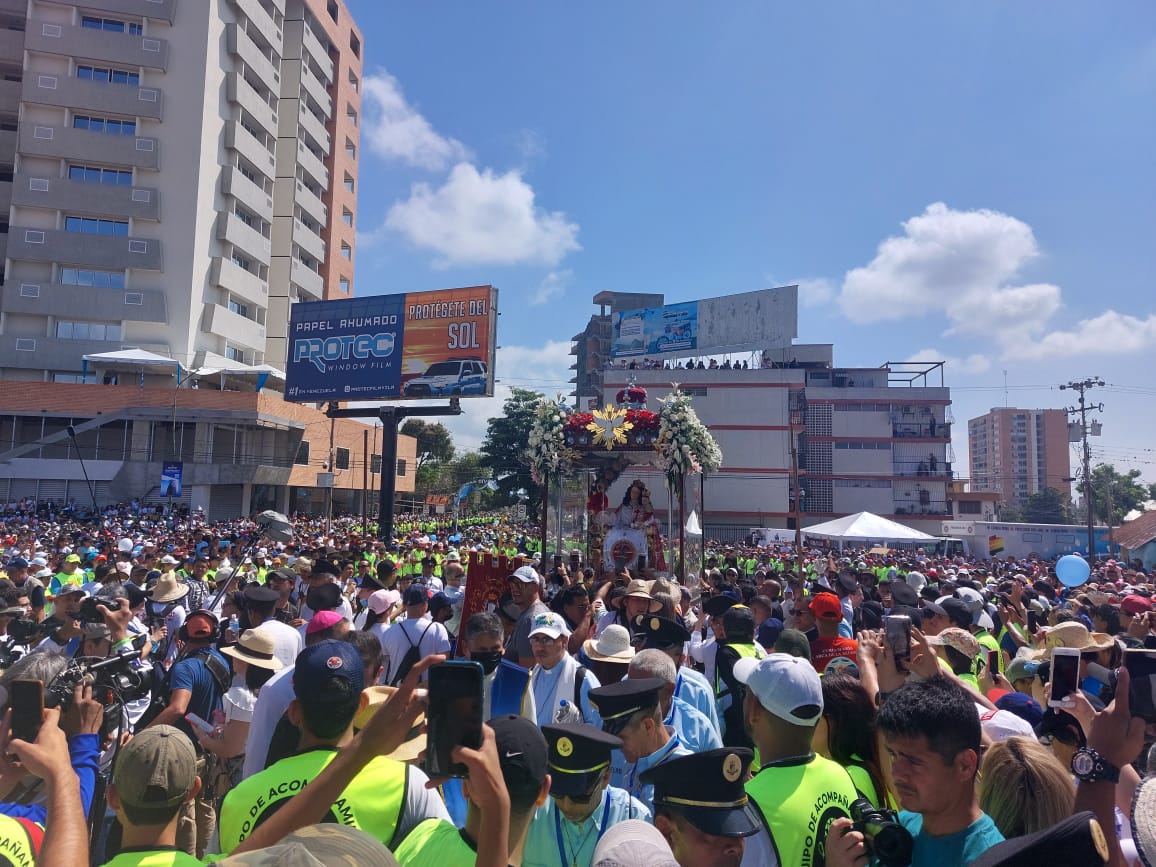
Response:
[326,400,462,543]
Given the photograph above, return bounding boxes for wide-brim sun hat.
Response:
[145,574,189,604]
[583,624,635,662]
[221,629,283,671]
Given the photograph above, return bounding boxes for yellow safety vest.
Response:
[0,814,41,867]
[394,818,478,867]
[714,642,764,696]
[100,849,204,867]
[746,753,858,867]
[216,748,407,854]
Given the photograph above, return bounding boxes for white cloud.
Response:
[439,340,574,451]
[530,270,573,306]
[796,278,836,307]
[905,347,992,376]
[386,163,581,267]
[361,71,471,170]
[838,202,1155,359]
[1005,310,1156,360]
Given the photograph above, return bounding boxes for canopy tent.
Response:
[81,349,180,384]
[802,511,939,543]
[189,363,284,391]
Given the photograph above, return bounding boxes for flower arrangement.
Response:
[654,385,723,493]
[526,398,576,485]
[524,386,722,491]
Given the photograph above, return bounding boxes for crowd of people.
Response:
[0,502,1153,866]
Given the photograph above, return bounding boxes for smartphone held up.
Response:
[423,660,484,780]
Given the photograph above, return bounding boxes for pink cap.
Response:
[306,609,345,635]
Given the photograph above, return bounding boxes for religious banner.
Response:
[456,551,528,656]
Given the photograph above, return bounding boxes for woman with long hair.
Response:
[979,736,1075,838]
[813,671,893,808]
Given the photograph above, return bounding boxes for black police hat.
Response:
[588,677,664,736]
[970,811,1108,867]
[541,723,622,798]
[242,584,280,605]
[702,595,739,618]
[357,573,384,592]
[888,581,919,608]
[633,615,691,650]
[641,748,761,838]
[305,582,342,612]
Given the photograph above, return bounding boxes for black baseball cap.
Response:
[305,582,342,613]
[490,715,548,800]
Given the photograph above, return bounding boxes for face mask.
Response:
[472,649,502,675]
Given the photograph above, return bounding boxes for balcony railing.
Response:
[893,421,950,438]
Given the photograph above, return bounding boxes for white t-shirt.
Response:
[254,619,304,670]
[241,666,294,780]
[374,617,451,685]
[223,682,257,724]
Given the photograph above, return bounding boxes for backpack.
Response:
[390,620,435,686]
[137,647,232,730]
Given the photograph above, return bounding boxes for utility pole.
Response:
[789,426,804,577]
[1059,377,1104,559]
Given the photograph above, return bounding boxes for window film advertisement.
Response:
[285,285,497,403]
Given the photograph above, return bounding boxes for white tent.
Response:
[82,348,180,370]
[802,511,938,543]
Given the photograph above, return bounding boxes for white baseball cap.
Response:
[508,565,540,584]
[733,653,823,726]
[528,611,571,640]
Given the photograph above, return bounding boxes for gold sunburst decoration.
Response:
[586,406,633,450]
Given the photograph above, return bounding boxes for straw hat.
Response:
[583,624,635,662]
[1031,622,1115,661]
[352,685,426,763]
[146,574,190,604]
[221,629,283,671]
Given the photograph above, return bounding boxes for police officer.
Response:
[714,604,765,749]
[523,724,651,867]
[634,614,721,737]
[588,677,690,814]
[643,748,762,867]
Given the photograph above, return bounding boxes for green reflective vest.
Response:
[216,748,407,854]
[0,814,41,867]
[394,818,478,866]
[746,753,858,867]
[101,848,204,867]
[713,642,764,697]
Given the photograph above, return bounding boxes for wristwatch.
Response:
[1070,747,1120,783]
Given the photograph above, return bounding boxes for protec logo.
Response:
[293,332,396,373]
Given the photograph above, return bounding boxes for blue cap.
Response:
[292,640,364,700]
[5,557,28,570]
[996,691,1044,729]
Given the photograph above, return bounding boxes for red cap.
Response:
[808,592,843,621]
[1121,594,1153,616]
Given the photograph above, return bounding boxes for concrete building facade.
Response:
[0,0,363,380]
[967,408,1071,508]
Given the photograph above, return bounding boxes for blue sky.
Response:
[345,1,1156,484]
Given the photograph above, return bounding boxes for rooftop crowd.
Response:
[0,500,1152,866]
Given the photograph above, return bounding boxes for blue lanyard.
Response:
[554,790,611,867]
[627,734,680,796]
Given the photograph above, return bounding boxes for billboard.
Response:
[285,285,497,403]
[610,286,798,359]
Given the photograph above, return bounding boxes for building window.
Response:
[345,137,356,159]
[228,299,249,318]
[231,253,252,272]
[60,268,126,288]
[335,447,350,470]
[64,216,129,236]
[225,345,248,363]
[340,242,351,260]
[958,500,983,515]
[396,459,406,477]
[326,0,339,21]
[339,277,350,293]
[349,32,360,57]
[370,454,381,473]
[68,164,133,185]
[52,373,88,383]
[56,320,122,341]
[82,16,143,35]
[346,105,357,127]
[343,172,354,192]
[77,65,140,86]
[73,115,136,135]
[342,207,353,226]
[295,441,310,465]
[348,70,359,92]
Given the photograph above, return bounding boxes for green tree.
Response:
[1087,463,1149,525]
[400,419,455,469]
[480,387,543,519]
[1020,487,1070,524]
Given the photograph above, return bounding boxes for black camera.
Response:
[77,596,122,625]
[46,653,151,739]
[850,798,914,867]
[6,618,50,647]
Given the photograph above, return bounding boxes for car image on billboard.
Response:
[402,357,488,397]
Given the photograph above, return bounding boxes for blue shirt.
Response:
[899,810,1005,867]
[674,667,721,736]
[0,733,99,824]
[523,786,651,867]
[169,648,229,743]
[666,696,722,754]
[609,727,691,814]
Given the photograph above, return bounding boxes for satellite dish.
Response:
[255,510,293,543]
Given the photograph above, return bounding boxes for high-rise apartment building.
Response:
[968,408,1071,507]
[0,0,362,380]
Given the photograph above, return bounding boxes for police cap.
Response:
[633,615,691,650]
[641,748,761,838]
[541,723,621,798]
[588,677,664,736]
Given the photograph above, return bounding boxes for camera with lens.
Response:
[46,653,151,739]
[6,617,50,647]
[77,596,122,625]
[849,797,913,867]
